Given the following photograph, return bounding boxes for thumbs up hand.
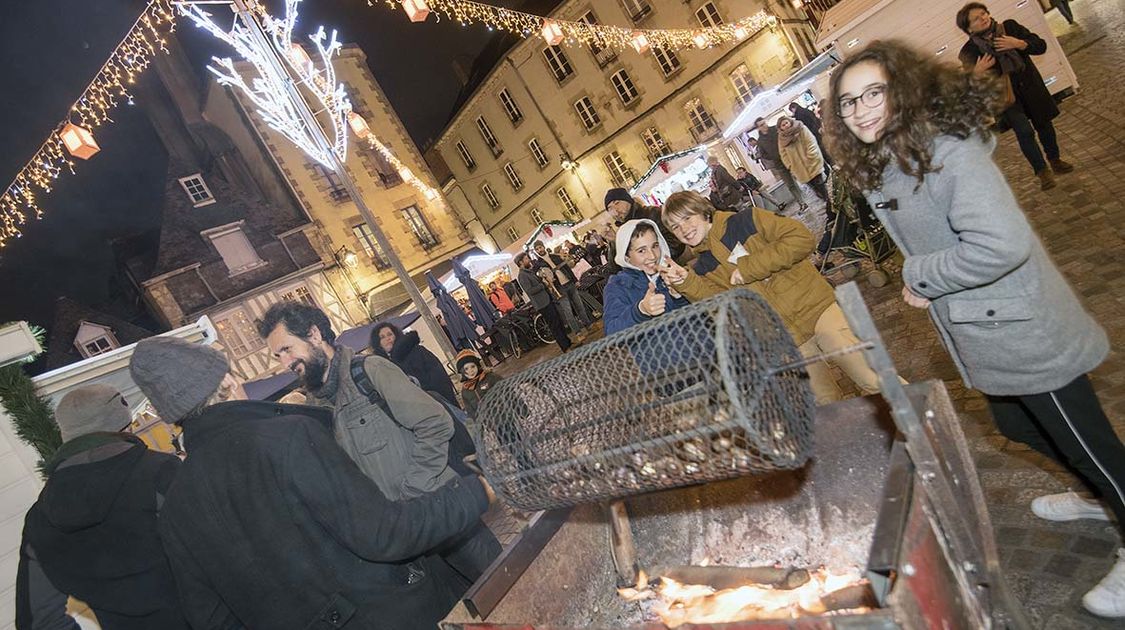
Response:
[659,258,688,286]
[639,280,668,317]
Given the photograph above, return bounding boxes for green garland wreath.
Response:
[0,324,60,471]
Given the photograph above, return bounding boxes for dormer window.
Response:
[74,321,120,359]
[178,174,216,207]
[201,221,266,276]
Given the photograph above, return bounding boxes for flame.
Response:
[621,568,868,628]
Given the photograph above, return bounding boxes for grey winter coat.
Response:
[307,345,457,500]
[867,135,1108,395]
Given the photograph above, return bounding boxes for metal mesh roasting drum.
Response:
[471,288,816,511]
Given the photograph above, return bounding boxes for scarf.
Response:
[777,117,803,147]
[970,20,1025,75]
[461,370,487,391]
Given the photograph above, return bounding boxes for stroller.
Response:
[817,175,898,287]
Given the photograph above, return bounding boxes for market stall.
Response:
[628,146,715,206]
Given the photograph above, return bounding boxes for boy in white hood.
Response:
[602,219,691,336]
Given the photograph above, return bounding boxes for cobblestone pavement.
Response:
[492,2,1125,625]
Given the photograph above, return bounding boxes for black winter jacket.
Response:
[18,433,187,630]
[373,327,458,406]
[959,19,1059,129]
[160,400,490,630]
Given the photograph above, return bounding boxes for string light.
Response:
[178,0,351,169]
[380,0,776,52]
[0,0,176,248]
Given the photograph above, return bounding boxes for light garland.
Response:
[179,0,351,169]
[383,0,776,52]
[0,0,177,248]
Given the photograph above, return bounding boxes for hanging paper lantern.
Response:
[693,31,709,49]
[660,161,670,174]
[543,225,554,237]
[630,31,650,54]
[402,0,431,23]
[541,20,564,46]
[347,112,371,139]
[59,123,100,160]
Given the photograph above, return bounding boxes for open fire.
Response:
[619,567,873,628]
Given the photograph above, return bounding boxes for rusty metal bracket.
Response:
[462,508,572,620]
[835,281,1029,630]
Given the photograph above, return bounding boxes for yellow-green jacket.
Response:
[674,208,835,345]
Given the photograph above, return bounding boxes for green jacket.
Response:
[675,208,834,345]
[308,346,456,500]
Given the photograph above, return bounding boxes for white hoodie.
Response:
[614,219,681,298]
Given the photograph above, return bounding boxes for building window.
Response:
[620,0,652,23]
[401,205,439,250]
[653,47,681,77]
[611,69,639,105]
[542,45,574,84]
[603,151,634,187]
[530,207,544,225]
[214,308,264,357]
[580,12,617,67]
[506,226,520,243]
[481,182,500,209]
[556,187,580,219]
[82,336,115,358]
[574,97,601,131]
[641,127,670,161]
[503,162,524,191]
[529,138,549,168]
[203,222,266,276]
[313,164,349,202]
[279,284,318,307]
[498,89,523,124]
[730,64,759,106]
[455,140,476,171]
[178,174,215,207]
[476,116,502,157]
[684,98,719,142]
[366,150,402,188]
[695,2,723,27]
[724,145,745,170]
[352,223,391,270]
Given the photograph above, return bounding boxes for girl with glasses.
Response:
[825,40,1123,619]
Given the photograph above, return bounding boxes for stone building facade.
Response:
[429,0,820,246]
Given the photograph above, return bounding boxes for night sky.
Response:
[0,0,496,340]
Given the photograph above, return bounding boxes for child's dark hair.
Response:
[626,223,658,253]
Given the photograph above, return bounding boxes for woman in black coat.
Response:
[371,322,458,406]
[957,2,1074,189]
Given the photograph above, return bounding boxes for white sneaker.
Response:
[1030,491,1112,522]
[1083,549,1125,618]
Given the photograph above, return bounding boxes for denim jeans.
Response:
[1006,106,1060,174]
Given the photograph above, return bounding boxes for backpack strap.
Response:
[349,356,393,418]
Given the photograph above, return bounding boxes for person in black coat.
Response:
[957,2,1074,189]
[17,385,189,630]
[604,187,687,262]
[129,336,493,630]
[371,321,458,406]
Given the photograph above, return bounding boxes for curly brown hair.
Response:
[823,40,1004,191]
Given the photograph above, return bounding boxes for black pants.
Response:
[987,374,1125,530]
[539,302,571,352]
[806,174,838,255]
[1005,106,1060,174]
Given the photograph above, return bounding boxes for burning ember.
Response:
[619,568,871,628]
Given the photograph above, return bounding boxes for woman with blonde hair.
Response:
[825,39,1122,618]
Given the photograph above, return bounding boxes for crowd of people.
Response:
[14,3,1122,627]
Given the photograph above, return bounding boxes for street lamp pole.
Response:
[228,0,457,361]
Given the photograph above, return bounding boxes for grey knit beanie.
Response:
[54,384,132,443]
[130,336,229,423]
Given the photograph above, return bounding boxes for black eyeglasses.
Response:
[838,84,887,118]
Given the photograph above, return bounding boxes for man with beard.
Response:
[531,239,594,333]
[129,337,494,630]
[515,252,572,353]
[603,188,686,262]
[258,301,500,581]
[754,117,805,210]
